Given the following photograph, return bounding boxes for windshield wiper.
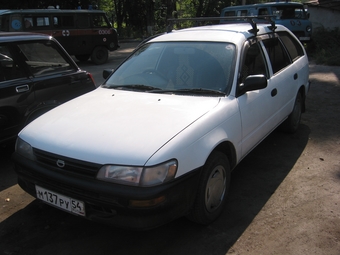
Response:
[150,88,226,96]
[103,84,161,91]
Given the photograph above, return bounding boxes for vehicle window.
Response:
[272,5,307,20]
[0,44,26,81]
[23,16,50,30]
[258,8,269,16]
[23,17,33,29]
[16,41,74,76]
[263,37,291,74]
[36,16,50,27]
[224,11,235,17]
[53,15,74,28]
[92,14,110,27]
[277,31,304,62]
[105,42,236,93]
[240,42,267,84]
[237,10,248,16]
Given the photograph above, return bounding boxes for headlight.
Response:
[97,160,177,187]
[15,137,35,160]
[306,26,312,33]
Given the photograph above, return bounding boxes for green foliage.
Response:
[307,26,340,66]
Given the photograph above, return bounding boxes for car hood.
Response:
[20,87,221,165]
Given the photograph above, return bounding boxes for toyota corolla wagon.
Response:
[13,19,310,230]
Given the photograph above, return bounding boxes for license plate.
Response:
[35,185,85,216]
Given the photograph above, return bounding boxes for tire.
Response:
[187,151,231,225]
[91,46,108,65]
[75,54,90,62]
[281,93,302,133]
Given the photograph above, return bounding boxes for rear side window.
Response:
[263,37,291,74]
[23,16,50,30]
[17,41,75,76]
[278,31,305,62]
[54,15,74,28]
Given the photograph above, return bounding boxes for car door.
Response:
[261,35,300,124]
[237,35,300,157]
[0,43,34,143]
[237,41,276,156]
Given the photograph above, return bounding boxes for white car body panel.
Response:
[145,97,242,176]
[20,87,224,168]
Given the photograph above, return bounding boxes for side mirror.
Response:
[103,69,114,80]
[238,74,267,96]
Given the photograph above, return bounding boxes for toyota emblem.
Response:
[56,159,65,168]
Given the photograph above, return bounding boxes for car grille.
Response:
[33,148,101,178]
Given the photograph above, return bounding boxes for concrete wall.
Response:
[308,6,340,31]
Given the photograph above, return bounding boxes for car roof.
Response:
[0,32,52,42]
[150,23,288,45]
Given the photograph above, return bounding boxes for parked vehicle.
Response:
[13,18,310,230]
[0,9,120,64]
[0,32,96,145]
[220,1,312,42]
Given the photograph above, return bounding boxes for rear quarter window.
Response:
[277,31,305,62]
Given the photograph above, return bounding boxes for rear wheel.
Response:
[281,93,302,133]
[91,46,108,65]
[187,151,231,225]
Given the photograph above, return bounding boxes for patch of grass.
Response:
[306,26,340,66]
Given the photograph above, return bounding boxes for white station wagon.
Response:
[13,18,310,230]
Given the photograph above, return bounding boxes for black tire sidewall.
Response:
[91,46,108,65]
[188,151,231,225]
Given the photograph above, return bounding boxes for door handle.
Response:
[16,85,29,93]
[294,73,298,80]
[271,88,277,97]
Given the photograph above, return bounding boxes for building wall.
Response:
[308,6,340,31]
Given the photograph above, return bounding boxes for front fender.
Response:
[146,98,242,177]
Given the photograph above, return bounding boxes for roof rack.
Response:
[167,16,277,36]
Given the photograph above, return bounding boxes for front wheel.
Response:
[187,151,231,225]
[91,46,108,65]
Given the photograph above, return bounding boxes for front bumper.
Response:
[13,152,201,230]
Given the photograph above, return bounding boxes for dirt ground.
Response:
[226,63,340,254]
[0,47,339,255]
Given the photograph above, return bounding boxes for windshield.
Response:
[273,5,308,19]
[104,41,236,95]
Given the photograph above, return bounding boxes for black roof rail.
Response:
[167,16,277,36]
